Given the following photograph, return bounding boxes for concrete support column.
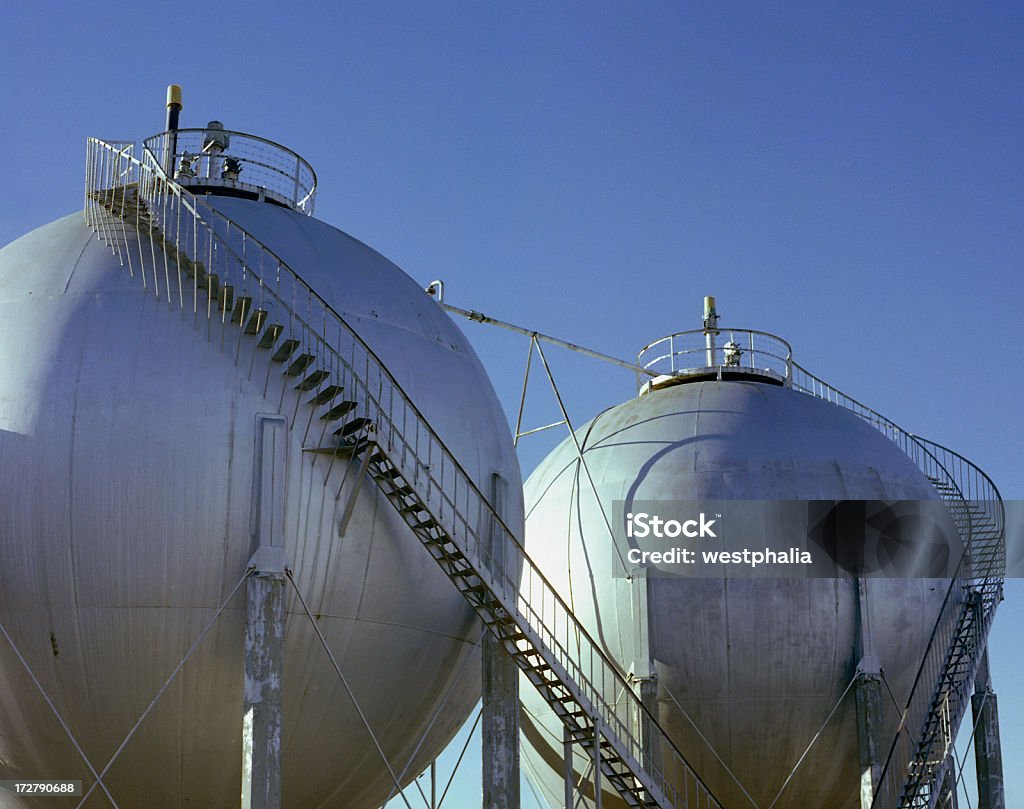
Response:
[482,632,520,809]
[972,648,1005,809]
[242,414,288,809]
[242,552,287,809]
[854,657,883,809]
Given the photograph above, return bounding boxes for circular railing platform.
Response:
[144,128,317,215]
[637,328,793,393]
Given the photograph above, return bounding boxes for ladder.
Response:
[84,137,722,809]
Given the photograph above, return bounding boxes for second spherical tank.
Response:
[0,182,522,806]
[519,368,951,809]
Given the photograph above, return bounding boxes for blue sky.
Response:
[2,2,1021,807]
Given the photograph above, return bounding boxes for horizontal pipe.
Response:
[436,302,656,378]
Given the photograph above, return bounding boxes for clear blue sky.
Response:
[2,2,1020,807]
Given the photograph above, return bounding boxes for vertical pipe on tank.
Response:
[703,296,719,366]
[164,84,182,177]
[972,646,1005,809]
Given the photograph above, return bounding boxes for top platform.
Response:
[144,127,317,215]
[636,328,793,394]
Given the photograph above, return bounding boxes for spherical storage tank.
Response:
[519,320,953,809]
[0,113,522,807]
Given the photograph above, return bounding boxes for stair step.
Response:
[271,339,301,363]
[198,271,219,292]
[244,309,268,335]
[336,417,372,437]
[309,385,343,405]
[295,369,330,391]
[323,400,358,421]
[188,261,208,282]
[285,354,316,377]
[371,464,402,480]
[258,324,284,349]
[231,296,252,324]
[218,285,235,311]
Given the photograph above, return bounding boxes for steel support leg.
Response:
[242,415,288,809]
[854,658,883,809]
[482,633,520,809]
[563,725,574,809]
[972,648,1005,809]
[242,556,286,809]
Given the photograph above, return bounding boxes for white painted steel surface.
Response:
[519,379,951,809]
[0,201,521,807]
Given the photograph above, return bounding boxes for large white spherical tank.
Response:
[0,201,522,807]
[519,377,951,809]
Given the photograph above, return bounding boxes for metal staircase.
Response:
[84,136,722,809]
[790,369,1005,809]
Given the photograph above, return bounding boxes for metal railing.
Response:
[789,362,1004,583]
[144,129,317,214]
[638,328,793,384]
[84,136,721,809]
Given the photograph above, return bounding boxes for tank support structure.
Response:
[242,415,289,809]
[483,636,521,809]
[482,473,521,809]
[854,578,884,809]
[855,657,884,809]
[972,646,1005,809]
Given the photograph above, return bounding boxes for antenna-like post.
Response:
[703,295,719,366]
[164,84,183,176]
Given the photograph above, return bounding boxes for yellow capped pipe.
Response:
[166,84,183,110]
